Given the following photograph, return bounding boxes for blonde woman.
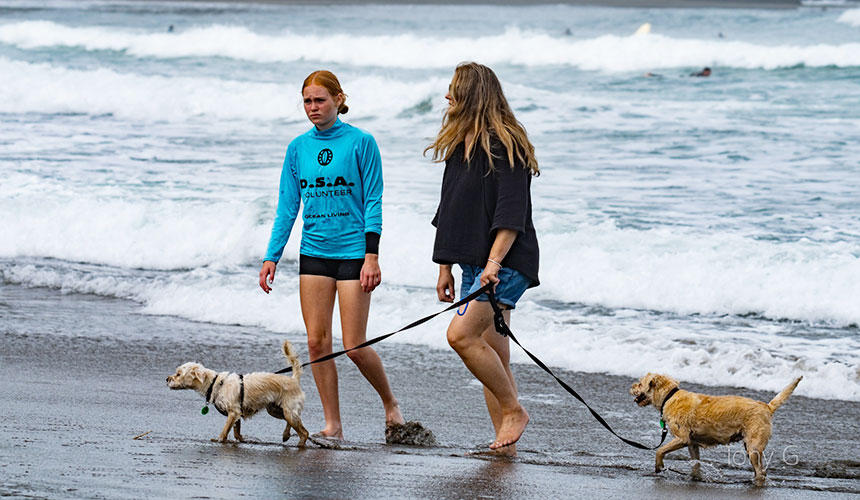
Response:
[260,70,404,439]
[426,62,540,454]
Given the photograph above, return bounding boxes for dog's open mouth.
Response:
[634,393,647,405]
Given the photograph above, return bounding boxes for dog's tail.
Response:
[282,340,302,380]
[768,376,802,413]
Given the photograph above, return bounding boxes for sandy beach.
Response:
[1,284,858,499]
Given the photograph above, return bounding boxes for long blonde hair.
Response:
[425,62,539,175]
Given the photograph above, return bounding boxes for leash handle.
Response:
[486,289,668,451]
[275,283,494,374]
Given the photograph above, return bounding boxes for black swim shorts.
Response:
[299,254,364,280]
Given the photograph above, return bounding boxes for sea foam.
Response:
[2,171,859,328]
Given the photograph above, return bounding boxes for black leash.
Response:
[271,281,668,450]
[486,288,668,451]
[274,283,495,375]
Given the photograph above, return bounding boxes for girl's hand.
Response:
[259,261,277,293]
[360,254,381,293]
[437,265,455,302]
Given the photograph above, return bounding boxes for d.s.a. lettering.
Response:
[300,176,356,189]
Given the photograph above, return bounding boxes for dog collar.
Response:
[658,387,680,428]
[202,374,221,415]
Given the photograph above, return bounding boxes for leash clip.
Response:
[456,302,468,316]
[486,288,510,337]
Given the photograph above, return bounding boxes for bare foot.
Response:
[489,406,529,450]
[468,444,517,458]
[313,426,343,440]
[385,402,405,426]
[494,443,517,457]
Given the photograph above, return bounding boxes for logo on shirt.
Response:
[317,148,333,166]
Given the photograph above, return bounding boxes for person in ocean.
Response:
[426,62,540,455]
[691,67,712,77]
[259,70,404,440]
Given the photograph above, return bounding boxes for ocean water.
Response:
[1,0,859,401]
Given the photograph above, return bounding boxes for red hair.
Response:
[302,70,348,114]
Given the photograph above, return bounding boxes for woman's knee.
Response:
[447,323,474,351]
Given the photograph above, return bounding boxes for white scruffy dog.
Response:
[167,340,308,446]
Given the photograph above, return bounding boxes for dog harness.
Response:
[201,373,244,416]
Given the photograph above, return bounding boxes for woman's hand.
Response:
[480,260,501,290]
[436,265,455,302]
[360,254,381,293]
[259,261,277,293]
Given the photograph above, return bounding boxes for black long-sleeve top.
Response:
[431,139,540,288]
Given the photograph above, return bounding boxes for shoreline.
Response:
[1,284,858,498]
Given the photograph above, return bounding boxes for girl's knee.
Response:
[345,347,365,364]
[306,335,331,357]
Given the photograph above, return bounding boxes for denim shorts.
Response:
[459,263,530,310]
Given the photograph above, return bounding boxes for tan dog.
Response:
[630,373,801,484]
[167,340,308,446]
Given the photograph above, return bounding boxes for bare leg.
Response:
[447,301,528,450]
[337,280,404,426]
[300,275,342,439]
[481,308,518,456]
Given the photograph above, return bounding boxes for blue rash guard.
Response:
[264,118,383,262]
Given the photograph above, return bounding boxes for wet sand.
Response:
[1,284,858,499]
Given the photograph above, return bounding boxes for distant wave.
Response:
[0,57,445,121]
[2,21,860,71]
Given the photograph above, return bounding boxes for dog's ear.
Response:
[190,366,205,384]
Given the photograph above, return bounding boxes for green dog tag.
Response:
[201,405,209,415]
[659,419,665,429]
